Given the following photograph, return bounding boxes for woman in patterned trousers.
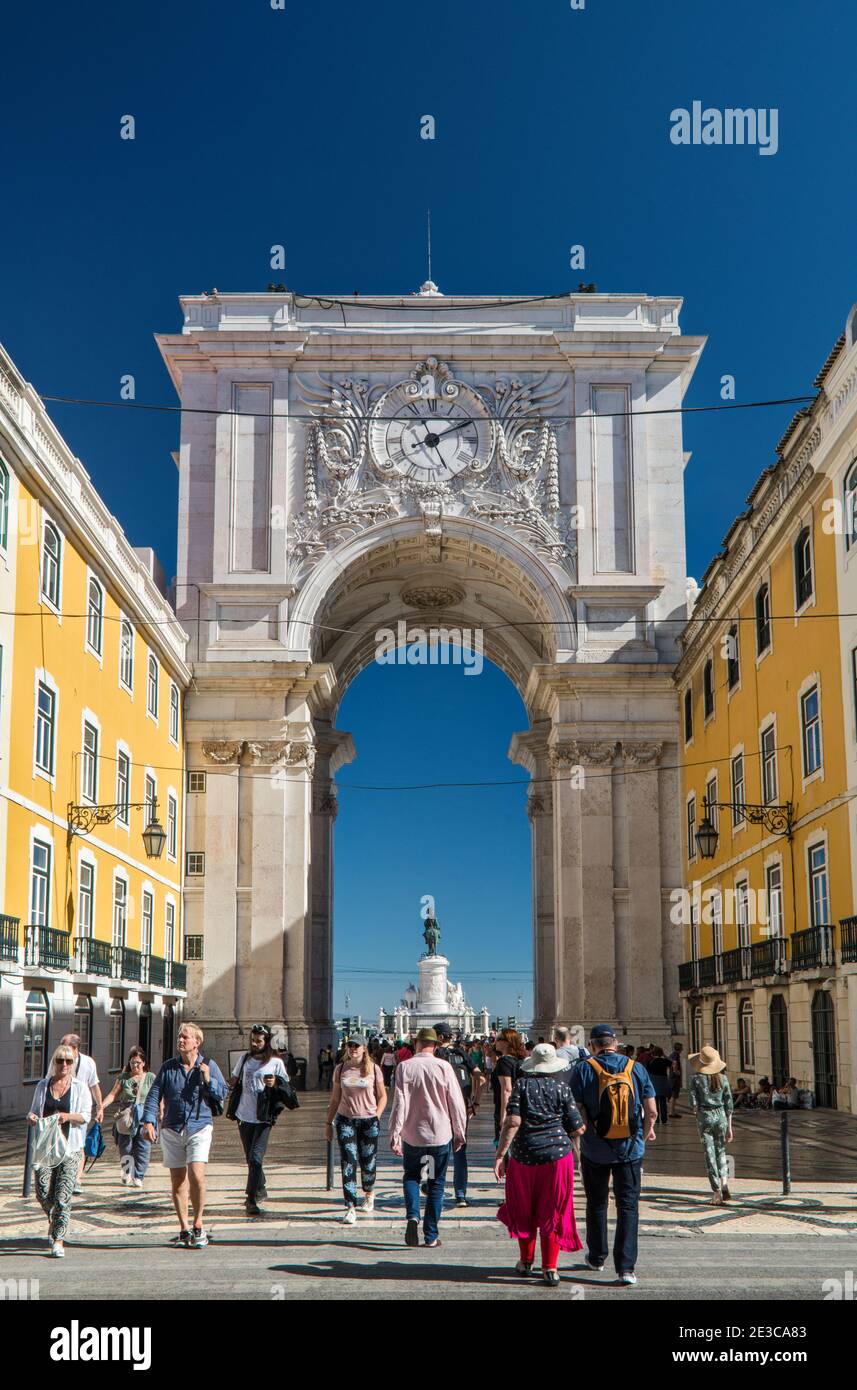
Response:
[688,1045,734,1205]
[325,1035,387,1224]
[28,1044,93,1255]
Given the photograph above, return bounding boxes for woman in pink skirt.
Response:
[495,1042,585,1286]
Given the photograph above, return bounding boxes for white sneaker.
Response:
[360,1193,375,1213]
[50,1242,65,1258]
[619,1271,637,1286]
[342,1206,357,1224]
[132,1178,143,1189]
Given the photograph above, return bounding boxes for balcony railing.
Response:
[721,946,752,983]
[148,954,168,987]
[679,961,697,991]
[0,914,19,962]
[840,916,857,964]
[170,961,187,991]
[750,936,790,978]
[75,936,113,977]
[791,924,835,971]
[698,954,721,987]
[114,946,143,982]
[25,925,71,970]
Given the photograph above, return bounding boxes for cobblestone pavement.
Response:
[1,1095,855,1256]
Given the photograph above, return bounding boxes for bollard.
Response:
[780,1108,791,1196]
[22,1123,34,1198]
[326,1138,334,1191]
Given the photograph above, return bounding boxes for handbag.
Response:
[84,1121,106,1170]
[115,1105,137,1136]
[31,1114,69,1171]
[226,1054,249,1122]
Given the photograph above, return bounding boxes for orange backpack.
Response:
[586,1056,639,1139]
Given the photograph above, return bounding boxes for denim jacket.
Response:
[141,1055,227,1136]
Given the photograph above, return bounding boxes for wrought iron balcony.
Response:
[750,936,790,978]
[114,945,143,983]
[169,961,187,991]
[697,954,722,987]
[0,914,19,963]
[678,961,697,991]
[25,925,71,970]
[74,936,113,977]
[790,924,835,971]
[148,954,168,988]
[840,916,857,964]
[721,946,752,984]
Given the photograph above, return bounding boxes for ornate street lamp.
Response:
[695,794,794,861]
[67,798,167,860]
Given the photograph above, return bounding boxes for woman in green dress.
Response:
[688,1045,734,1204]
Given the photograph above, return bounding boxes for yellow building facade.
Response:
[675,311,857,1113]
[0,345,191,1115]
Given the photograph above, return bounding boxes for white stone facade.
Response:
[158,291,704,1070]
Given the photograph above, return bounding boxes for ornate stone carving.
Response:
[313,787,339,819]
[548,743,581,774]
[245,740,290,766]
[527,786,553,819]
[283,741,317,773]
[401,583,465,610]
[576,741,618,766]
[621,741,663,766]
[201,740,242,765]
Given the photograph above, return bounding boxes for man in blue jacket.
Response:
[141,1022,227,1248]
[570,1024,656,1286]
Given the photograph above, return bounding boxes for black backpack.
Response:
[443,1045,472,1094]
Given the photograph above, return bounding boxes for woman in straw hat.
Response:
[494,1043,585,1286]
[688,1045,734,1204]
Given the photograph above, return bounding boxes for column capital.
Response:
[245,738,291,766]
[527,787,553,819]
[313,787,339,819]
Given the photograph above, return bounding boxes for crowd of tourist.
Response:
[26,1017,794,1286]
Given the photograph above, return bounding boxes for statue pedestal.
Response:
[417,954,450,1016]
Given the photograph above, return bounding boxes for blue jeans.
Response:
[453,1140,468,1198]
[581,1157,642,1274]
[402,1141,451,1242]
[117,1131,152,1182]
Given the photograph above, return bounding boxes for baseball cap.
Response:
[433,1022,452,1039]
[346,1034,368,1046]
[589,1024,617,1040]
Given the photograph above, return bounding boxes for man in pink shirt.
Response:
[389,1027,468,1248]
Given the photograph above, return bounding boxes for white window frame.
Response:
[740,998,756,1071]
[764,856,784,939]
[29,829,53,930]
[116,741,132,831]
[112,870,129,949]
[169,682,180,747]
[166,788,178,863]
[33,668,59,785]
[736,876,751,949]
[186,852,205,878]
[141,883,154,958]
[108,998,125,1072]
[165,896,177,962]
[686,793,697,863]
[731,746,746,832]
[755,579,772,661]
[80,708,101,806]
[76,850,97,941]
[725,620,742,697]
[705,771,718,834]
[39,515,63,616]
[144,768,157,823]
[798,674,823,783]
[146,651,159,723]
[85,571,105,663]
[760,717,778,806]
[702,653,715,723]
[711,890,723,958]
[807,840,830,928]
[118,616,134,694]
[793,522,815,616]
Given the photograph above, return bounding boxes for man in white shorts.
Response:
[141,1022,227,1248]
[59,1033,104,1195]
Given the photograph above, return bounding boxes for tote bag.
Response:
[31,1115,70,1171]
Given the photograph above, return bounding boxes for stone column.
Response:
[551,739,618,1028]
[510,728,555,1038]
[197,740,242,1044]
[309,725,355,1069]
[619,740,668,1038]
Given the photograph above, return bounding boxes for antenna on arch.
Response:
[418,208,441,296]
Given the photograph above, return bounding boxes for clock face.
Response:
[369,380,494,483]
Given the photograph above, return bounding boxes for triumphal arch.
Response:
[158,288,703,1066]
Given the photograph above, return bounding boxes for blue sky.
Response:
[2,1,854,1019]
